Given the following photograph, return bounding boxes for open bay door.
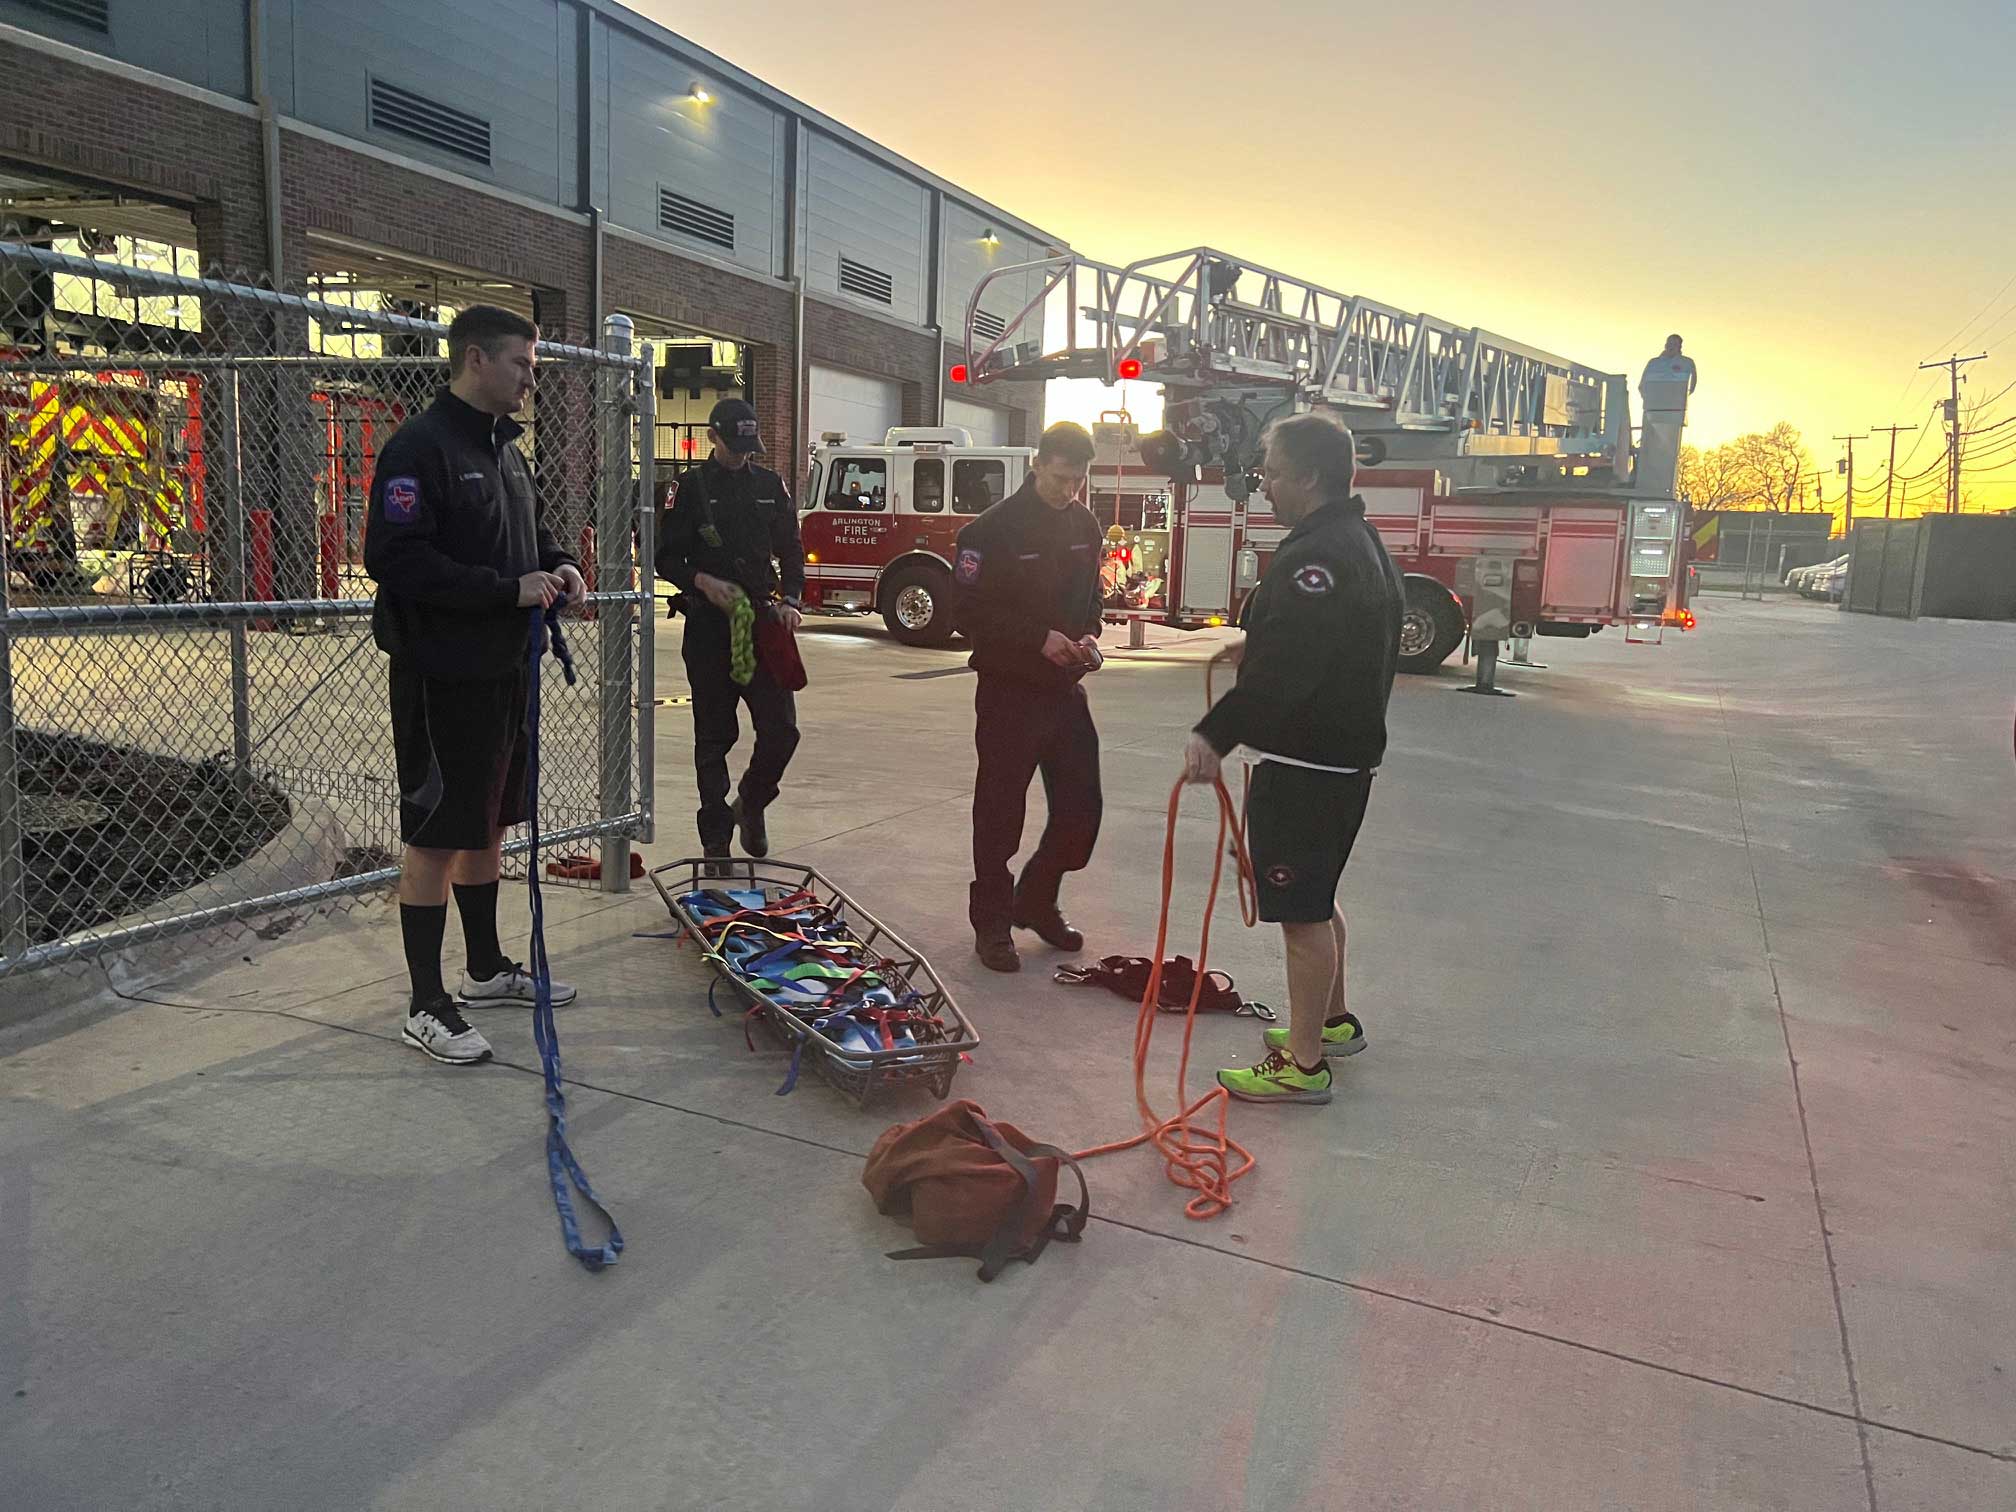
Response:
[809,365,902,445]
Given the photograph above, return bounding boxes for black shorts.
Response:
[389,661,530,850]
[1245,761,1375,923]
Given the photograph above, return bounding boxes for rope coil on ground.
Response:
[1073,772,1260,1219]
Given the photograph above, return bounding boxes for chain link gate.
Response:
[0,242,656,981]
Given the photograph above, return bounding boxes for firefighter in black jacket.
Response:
[365,305,583,1067]
[954,421,1105,972]
[655,398,805,868]
[1181,412,1404,1105]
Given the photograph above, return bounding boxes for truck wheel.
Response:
[881,563,956,647]
[1398,580,1464,673]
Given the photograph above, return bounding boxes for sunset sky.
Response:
[651,0,2016,513]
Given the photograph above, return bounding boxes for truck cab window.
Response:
[825,457,888,511]
[913,458,945,514]
[952,459,1006,515]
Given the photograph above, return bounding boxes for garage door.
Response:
[945,398,1013,447]
[809,364,902,446]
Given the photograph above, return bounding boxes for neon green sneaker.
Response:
[1262,1012,1366,1061]
[1217,1048,1333,1105]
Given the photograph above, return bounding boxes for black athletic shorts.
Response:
[1245,761,1375,923]
[389,661,530,850]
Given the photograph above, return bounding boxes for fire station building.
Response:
[0,0,1057,478]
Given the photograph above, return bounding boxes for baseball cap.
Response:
[709,398,763,454]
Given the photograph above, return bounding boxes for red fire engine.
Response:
[796,427,1031,644]
[800,244,1694,670]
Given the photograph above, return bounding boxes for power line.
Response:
[1961,376,2016,425]
[1926,268,2016,362]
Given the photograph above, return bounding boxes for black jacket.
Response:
[952,478,1104,690]
[365,391,574,681]
[1196,495,1404,769]
[654,456,804,636]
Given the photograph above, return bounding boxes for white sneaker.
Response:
[458,961,579,1008]
[403,999,494,1065]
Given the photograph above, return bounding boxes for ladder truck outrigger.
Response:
[945,246,1696,673]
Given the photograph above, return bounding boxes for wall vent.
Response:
[658,188,736,251]
[368,79,492,167]
[839,256,893,305]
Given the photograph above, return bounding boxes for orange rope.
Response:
[1072,772,1261,1219]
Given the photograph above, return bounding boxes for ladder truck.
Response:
[952,246,1695,672]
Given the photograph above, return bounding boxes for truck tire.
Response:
[1398,579,1465,674]
[881,563,956,647]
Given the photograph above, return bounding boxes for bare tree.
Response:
[1678,442,1751,509]
[1728,422,1812,508]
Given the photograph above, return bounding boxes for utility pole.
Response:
[1802,469,1827,514]
[1919,352,1987,512]
[1870,423,1919,518]
[1833,432,1867,540]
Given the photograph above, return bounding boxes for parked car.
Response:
[1822,559,1850,603]
[1794,555,1848,597]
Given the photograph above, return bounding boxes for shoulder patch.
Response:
[1292,563,1335,596]
[383,476,420,523]
[955,547,983,585]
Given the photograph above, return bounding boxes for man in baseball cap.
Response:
[655,394,805,868]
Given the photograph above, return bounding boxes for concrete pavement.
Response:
[3,594,2013,1510]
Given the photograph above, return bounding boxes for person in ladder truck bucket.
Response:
[955,421,1106,974]
[363,306,585,1066]
[654,397,806,875]
[1182,412,1404,1104]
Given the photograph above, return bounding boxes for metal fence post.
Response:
[216,371,254,785]
[597,314,636,892]
[634,339,657,847]
[0,594,29,961]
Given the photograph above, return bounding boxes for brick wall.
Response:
[0,39,266,270]
[0,35,1050,537]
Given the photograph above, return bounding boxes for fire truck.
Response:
[797,426,1032,644]
[1,363,207,598]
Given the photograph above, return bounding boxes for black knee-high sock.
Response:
[401,903,448,1008]
[453,881,507,979]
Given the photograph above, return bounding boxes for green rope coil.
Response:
[727,587,757,685]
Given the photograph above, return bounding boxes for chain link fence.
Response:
[0,242,655,981]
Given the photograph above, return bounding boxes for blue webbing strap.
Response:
[526,604,624,1272]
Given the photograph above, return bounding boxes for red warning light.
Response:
[948,363,970,384]
[1116,357,1143,380]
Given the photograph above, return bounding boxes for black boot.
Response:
[701,845,732,879]
[974,922,1020,973]
[731,797,769,858]
[1013,882,1084,953]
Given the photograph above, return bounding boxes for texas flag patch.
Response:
[383,476,420,522]
[955,547,983,586]
[1292,563,1335,595]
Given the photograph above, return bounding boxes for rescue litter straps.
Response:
[525,603,625,1272]
[670,884,963,1096]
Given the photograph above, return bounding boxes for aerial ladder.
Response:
[953,246,1692,666]
[958,245,1684,494]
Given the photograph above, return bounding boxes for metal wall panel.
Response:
[603,26,782,277]
[941,198,1048,345]
[801,133,927,325]
[1,0,248,96]
[279,0,566,202]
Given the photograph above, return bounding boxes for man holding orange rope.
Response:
[1181,413,1404,1104]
